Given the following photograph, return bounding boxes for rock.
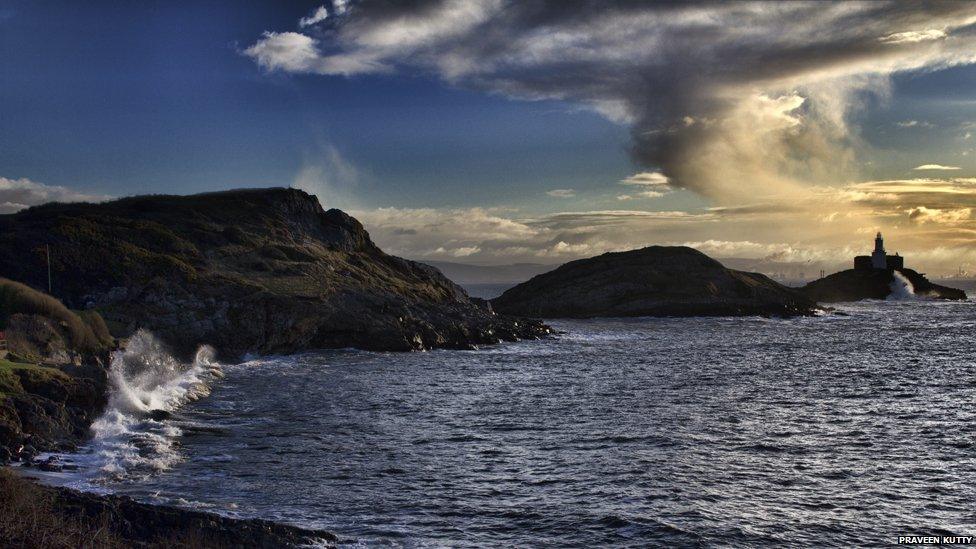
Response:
[146,409,172,421]
[36,456,63,472]
[800,268,966,302]
[0,469,338,548]
[19,444,38,462]
[55,487,339,547]
[492,246,818,318]
[0,188,549,360]
[0,362,108,459]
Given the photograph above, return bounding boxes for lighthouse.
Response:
[854,233,904,270]
[871,232,887,269]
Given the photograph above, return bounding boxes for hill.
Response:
[491,246,818,318]
[0,188,547,359]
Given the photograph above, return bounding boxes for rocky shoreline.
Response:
[2,468,338,548]
[0,277,341,547]
[0,351,339,548]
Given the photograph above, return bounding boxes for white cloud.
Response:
[244,32,387,75]
[914,164,961,171]
[906,206,972,224]
[616,190,665,200]
[299,6,330,28]
[0,176,109,214]
[245,32,322,73]
[617,171,672,199]
[620,171,671,187]
[896,120,933,129]
[433,245,481,257]
[879,29,947,44]
[546,189,576,198]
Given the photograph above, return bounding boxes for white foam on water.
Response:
[888,271,917,300]
[49,330,222,486]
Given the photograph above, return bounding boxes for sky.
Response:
[2,1,976,275]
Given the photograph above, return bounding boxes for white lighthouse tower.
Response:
[871,232,887,269]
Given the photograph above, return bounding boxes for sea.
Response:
[28,295,976,547]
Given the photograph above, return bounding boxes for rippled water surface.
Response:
[51,300,976,546]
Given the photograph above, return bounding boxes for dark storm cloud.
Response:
[247,1,976,201]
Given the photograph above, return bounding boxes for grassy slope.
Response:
[0,277,113,363]
[0,359,71,397]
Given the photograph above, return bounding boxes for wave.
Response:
[61,330,222,484]
[887,271,917,300]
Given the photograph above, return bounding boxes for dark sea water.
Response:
[39,299,976,547]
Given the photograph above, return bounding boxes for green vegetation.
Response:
[0,359,70,397]
[0,278,112,358]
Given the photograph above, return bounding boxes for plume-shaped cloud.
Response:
[245,1,976,204]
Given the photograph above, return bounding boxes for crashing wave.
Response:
[887,271,918,301]
[79,330,221,481]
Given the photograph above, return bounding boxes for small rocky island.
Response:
[491,246,818,318]
[0,188,547,359]
[801,233,966,302]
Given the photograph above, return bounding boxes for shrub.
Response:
[78,310,113,348]
[0,278,111,354]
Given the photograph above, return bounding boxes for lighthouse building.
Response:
[854,233,904,271]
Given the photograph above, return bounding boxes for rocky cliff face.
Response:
[491,246,818,318]
[800,268,967,302]
[0,188,547,359]
[0,279,113,461]
[0,361,107,461]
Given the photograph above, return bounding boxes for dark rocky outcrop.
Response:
[800,268,967,302]
[491,246,818,318]
[52,486,338,548]
[0,188,548,359]
[0,360,108,462]
[0,279,112,460]
[0,468,337,548]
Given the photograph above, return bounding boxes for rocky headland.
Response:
[0,188,548,360]
[491,246,818,318]
[0,188,548,547]
[0,278,335,547]
[800,268,967,302]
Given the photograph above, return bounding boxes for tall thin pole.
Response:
[46,244,52,294]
